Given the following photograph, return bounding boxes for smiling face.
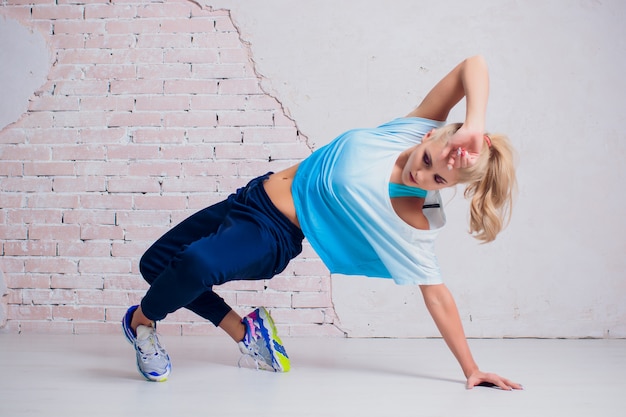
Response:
[401,131,460,191]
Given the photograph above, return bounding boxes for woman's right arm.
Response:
[419,283,522,390]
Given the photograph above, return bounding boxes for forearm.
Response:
[408,55,489,125]
[459,55,489,132]
[420,284,478,378]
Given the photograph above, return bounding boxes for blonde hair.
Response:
[432,123,517,243]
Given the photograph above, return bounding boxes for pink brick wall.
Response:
[0,0,342,337]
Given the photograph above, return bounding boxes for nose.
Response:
[415,170,424,186]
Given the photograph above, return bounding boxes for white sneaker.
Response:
[122,305,171,382]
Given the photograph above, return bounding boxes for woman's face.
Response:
[402,132,460,191]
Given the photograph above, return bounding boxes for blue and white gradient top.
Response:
[292,117,447,285]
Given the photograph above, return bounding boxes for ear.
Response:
[422,129,436,142]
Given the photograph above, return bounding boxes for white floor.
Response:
[0,334,624,417]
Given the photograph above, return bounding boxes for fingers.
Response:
[459,149,469,169]
[446,148,473,170]
[442,126,484,169]
[466,372,523,391]
[503,378,524,390]
[492,376,514,391]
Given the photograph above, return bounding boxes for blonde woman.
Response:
[122,55,522,391]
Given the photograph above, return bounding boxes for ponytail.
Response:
[430,124,517,242]
[461,133,517,242]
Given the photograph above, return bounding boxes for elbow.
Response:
[465,55,488,71]
[466,54,486,64]
[419,283,450,308]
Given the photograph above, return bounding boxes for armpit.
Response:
[390,197,430,230]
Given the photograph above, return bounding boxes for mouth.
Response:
[409,172,418,185]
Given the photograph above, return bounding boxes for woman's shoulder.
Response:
[375,117,445,139]
[377,116,445,128]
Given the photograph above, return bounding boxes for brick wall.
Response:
[0,0,342,336]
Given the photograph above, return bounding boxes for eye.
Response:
[422,152,431,167]
[435,174,447,185]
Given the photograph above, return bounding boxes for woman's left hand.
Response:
[440,125,485,170]
[466,369,523,391]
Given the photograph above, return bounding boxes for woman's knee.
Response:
[139,247,164,285]
[140,240,220,288]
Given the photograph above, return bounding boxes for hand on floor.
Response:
[466,370,523,391]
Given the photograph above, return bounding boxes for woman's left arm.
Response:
[407,55,490,168]
[419,283,523,390]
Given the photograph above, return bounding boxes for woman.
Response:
[122,55,522,391]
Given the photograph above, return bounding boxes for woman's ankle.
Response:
[218,310,246,342]
[130,306,154,332]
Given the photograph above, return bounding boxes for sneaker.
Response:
[121,305,171,382]
[238,307,290,372]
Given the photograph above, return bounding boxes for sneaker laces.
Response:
[136,325,165,364]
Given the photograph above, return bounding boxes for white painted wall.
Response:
[209,0,626,338]
[0,17,50,129]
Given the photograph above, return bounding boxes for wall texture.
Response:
[0,0,340,336]
[1,0,625,338]
[211,0,626,338]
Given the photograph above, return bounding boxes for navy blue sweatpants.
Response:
[138,173,304,326]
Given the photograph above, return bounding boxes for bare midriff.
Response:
[263,164,301,229]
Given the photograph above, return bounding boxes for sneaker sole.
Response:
[257,307,291,372]
[140,366,170,382]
